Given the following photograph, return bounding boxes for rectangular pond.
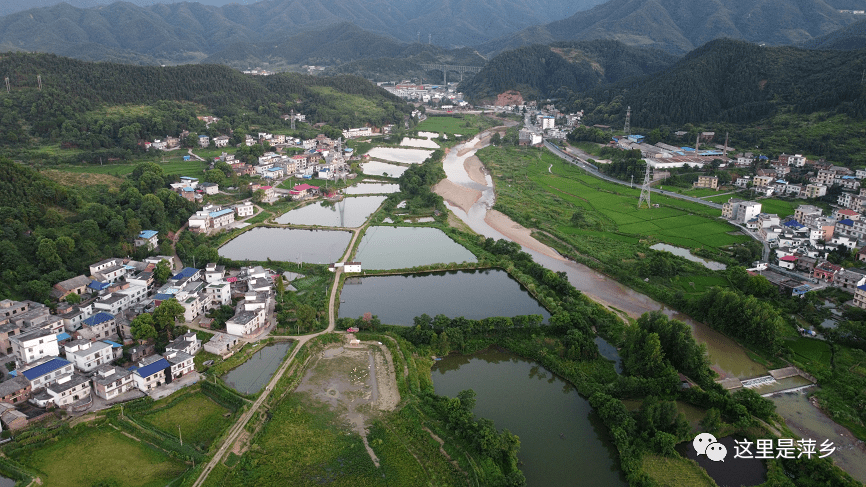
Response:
[344,183,401,195]
[218,227,351,264]
[361,161,408,178]
[274,196,387,228]
[338,269,550,324]
[400,137,440,148]
[354,226,477,270]
[367,147,433,164]
[432,349,626,487]
[222,341,293,395]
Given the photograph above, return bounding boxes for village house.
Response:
[204,263,226,283]
[693,175,718,190]
[128,343,155,363]
[135,230,159,250]
[20,357,75,390]
[0,376,31,405]
[92,365,134,400]
[210,208,235,230]
[51,276,92,301]
[166,331,201,356]
[31,374,91,408]
[133,355,170,392]
[794,205,823,225]
[752,176,774,188]
[11,329,59,366]
[199,182,219,195]
[289,183,320,199]
[854,285,866,309]
[214,135,230,148]
[834,269,866,291]
[814,262,844,283]
[260,186,276,201]
[205,282,231,308]
[226,309,265,337]
[198,135,210,148]
[79,312,117,340]
[64,339,114,372]
[89,258,126,283]
[803,184,828,199]
[164,350,195,380]
[234,201,254,218]
[204,333,240,356]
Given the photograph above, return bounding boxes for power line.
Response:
[638,162,652,209]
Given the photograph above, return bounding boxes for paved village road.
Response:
[191,225,364,487]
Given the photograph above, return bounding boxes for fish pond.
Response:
[218,227,351,264]
[649,243,727,271]
[338,269,550,324]
[275,196,387,227]
[344,182,400,195]
[677,435,767,487]
[367,147,433,164]
[361,161,408,178]
[432,348,626,487]
[354,226,477,270]
[222,341,293,395]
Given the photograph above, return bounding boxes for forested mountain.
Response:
[457,40,679,104]
[0,52,411,156]
[475,0,861,55]
[0,0,604,64]
[800,18,866,50]
[570,39,866,128]
[202,23,487,74]
[0,158,196,302]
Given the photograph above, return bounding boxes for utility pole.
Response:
[4,77,9,94]
[37,75,42,91]
[630,174,634,188]
[178,424,183,446]
[623,106,631,135]
[638,163,652,209]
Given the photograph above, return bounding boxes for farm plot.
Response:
[140,392,233,451]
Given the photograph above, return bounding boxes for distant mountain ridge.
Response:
[0,0,606,65]
[800,18,866,49]
[475,0,864,55]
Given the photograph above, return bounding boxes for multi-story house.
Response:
[0,376,31,405]
[79,312,116,340]
[32,374,91,408]
[11,329,59,366]
[164,351,195,380]
[89,258,126,283]
[20,357,75,390]
[64,340,114,372]
[794,205,823,226]
[226,310,264,336]
[133,355,170,392]
[92,365,135,400]
[803,184,827,199]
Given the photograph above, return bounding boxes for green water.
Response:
[432,348,626,487]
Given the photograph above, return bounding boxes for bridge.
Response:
[419,64,484,84]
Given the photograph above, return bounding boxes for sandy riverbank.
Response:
[433,179,481,214]
[464,156,487,185]
[484,210,561,259]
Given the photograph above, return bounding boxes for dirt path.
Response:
[423,427,469,481]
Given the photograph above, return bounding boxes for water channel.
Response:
[432,348,626,487]
[354,226,477,270]
[338,269,551,325]
[222,341,293,395]
[649,243,727,271]
[274,196,387,228]
[218,227,351,264]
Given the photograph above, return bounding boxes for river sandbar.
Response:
[464,155,487,185]
[433,179,482,214]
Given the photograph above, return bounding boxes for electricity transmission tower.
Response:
[638,162,652,209]
[290,109,295,130]
[623,106,631,135]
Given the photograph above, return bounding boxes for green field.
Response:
[754,198,799,218]
[141,392,233,450]
[55,158,207,177]
[787,337,833,367]
[417,114,497,138]
[641,455,716,487]
[17,426,187,487]
[705,193,738,204]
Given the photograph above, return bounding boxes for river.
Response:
[438,135,764,380]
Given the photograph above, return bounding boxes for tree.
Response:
[64,293,81,305]
[131,313,158,341]
[154,259,172,284]
[296,304,317,333]
[491,132,502,146]
[153,298,186,340]
[252,189,265,204]
[700,408,722,434]
[205,169,225,186]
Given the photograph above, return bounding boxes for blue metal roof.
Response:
[154,293,174,300]
[172,267,199,280]
[183,187,195,192]
[8,370,15,377]
[56,332,70,341]
[83,312,114,327]
[22,358,71,380]
[209,209,234,218]
[858,285,866,292]
[839,219,855,226]
[103,340,122,348]
[783,221,805,229]
[136,358,170,378]
[180,177,197,181]
[139,230,158,239]
[89,280,110,291]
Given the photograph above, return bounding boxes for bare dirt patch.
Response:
[295,342,401,466]
[230,430,251,457]
[433,179,482,214]
[495,90,524,106]
[464,156,487,185]
[42,169,125,189]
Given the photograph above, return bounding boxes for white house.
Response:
[200,182,219,195]
[205,282,231,308]
[64,340,114,372]
[204,333,240,356]
[164,351,195,380]
[11,329,59,366]
[210,208,235,229]
[135,230,159,250]
[214,135,230,148]
[226,309,265,336]
[89,258,126,282]
[92,365,134,400]
[165,331,201,356]
[342,127,372,138]
[234,201,254,218]
[133,356,170,392]
[32,374,91,408]
[20,357,74,390]
[198,135,210,148]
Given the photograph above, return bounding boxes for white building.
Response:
[226,309,265,336]
[204,333,240,356]
[205,282,231,308]
[64,340,114,372]
[165,331,201,356]
[342,127,373,138]
[11,329,59,366]
[32,374,91,408]
[164,351,195,380]
[135,230,159,250]
[133,356,170,392]
[234,201,254,218]
[20,357,74,390]
[92,365,134,400]
[214,136,230,148]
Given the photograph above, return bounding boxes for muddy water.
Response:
[354,226,477,270]
[218,227,351,264]
[274,196,387,227]
[649,243,727,271]
[432,349,626,487]
[222,341,292,395]
[768,391,866,483]
[441,136,765,380]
